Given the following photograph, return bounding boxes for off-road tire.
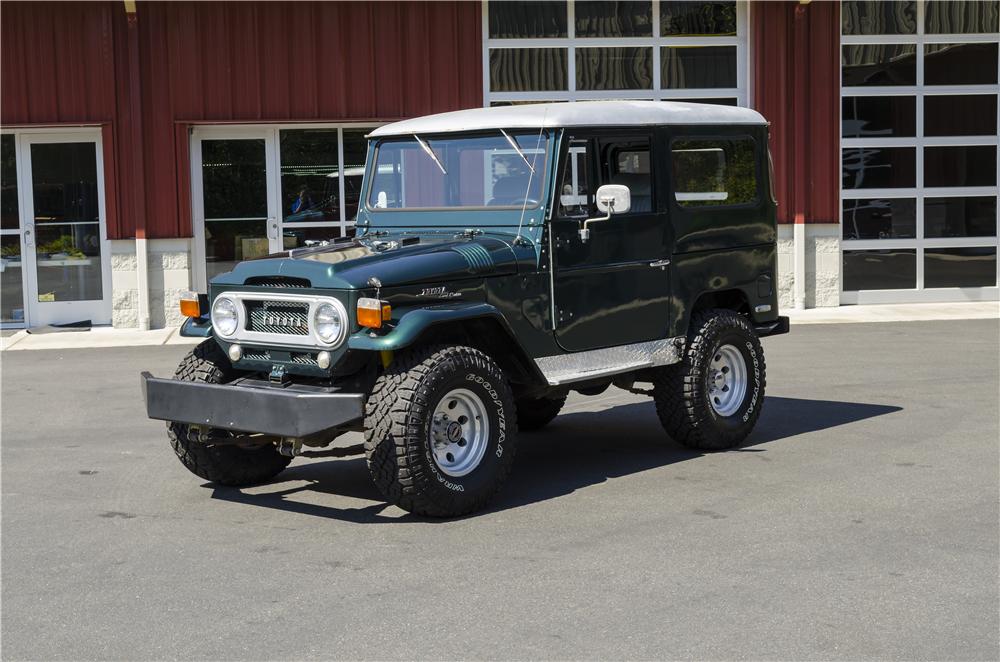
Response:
[653,309,766,451]
[364,344,518,517]
[166,340,292,486]
[515,394,567,431]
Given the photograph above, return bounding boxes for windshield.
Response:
[367,132,548,211]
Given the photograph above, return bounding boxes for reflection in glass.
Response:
[280,129,339,224]
[488,0,567,38]
[577,47,653,90]
[1,134,18,230]
[925,43,999,84]
[925,146,997,188]
[841,44,916,86]
[280,225,352,250]
[662,46,737,89]
[576,1,651,37]
[341,130,369,222]
[843,249,916,290]
[201,140,266,219]
[925,197,997,238]
[660,1,736,36]
[842,147,916,189]
[842,1,916,35]
[925,248,997,288]
[30,142,103,303]
[204,218,268,282]
[924,95,997,137]
[1,235,24,323]
[842,198,916,239]
[672,138,757,207]
[841,96,916,137]
[925,0,999,34]
[490,48,568,92]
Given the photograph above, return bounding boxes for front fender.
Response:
[347,303,504,352]
[179,316,213,338]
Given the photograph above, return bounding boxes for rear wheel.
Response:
[653,309,766,451]
[515,394,566,431]
[364,344,518,517]
[167,340,291,486]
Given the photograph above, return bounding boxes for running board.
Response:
[533,337,685,386]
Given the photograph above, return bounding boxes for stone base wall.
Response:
[109,238,192,329]
[776,224,841,309]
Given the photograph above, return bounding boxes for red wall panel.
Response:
[752,1,840,224]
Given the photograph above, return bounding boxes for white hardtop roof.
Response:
[369,100,766,138]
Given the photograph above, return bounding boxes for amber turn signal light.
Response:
[179,292,202,318]
[357,297,390,329]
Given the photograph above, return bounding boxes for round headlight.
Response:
[313,302,344,345]
[211,296,239,337]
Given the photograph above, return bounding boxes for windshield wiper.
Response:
[500,129,535,174]
[413,134,447,175]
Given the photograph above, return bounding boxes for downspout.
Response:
[125,0,151,329]
[792,2,809,310]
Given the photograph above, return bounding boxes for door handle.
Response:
[649,259,670,269]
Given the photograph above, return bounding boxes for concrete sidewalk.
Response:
[1,301,996,351]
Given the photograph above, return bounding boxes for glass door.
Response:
[1,134,26,327]
[14,131,112,327]
[191,129,280,291]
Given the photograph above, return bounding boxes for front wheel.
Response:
[653,309,766,451]
[364,345,518,517]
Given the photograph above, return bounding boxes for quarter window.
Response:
[672,138,757,207]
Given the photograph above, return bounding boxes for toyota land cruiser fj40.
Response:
[142,100,789,517]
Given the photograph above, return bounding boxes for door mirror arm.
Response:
[578,184,631,243]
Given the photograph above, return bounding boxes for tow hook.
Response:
[276,438,303,457]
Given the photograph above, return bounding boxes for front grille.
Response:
[242,349,270,362]
[290,352,318,366]
[244,300,310,336]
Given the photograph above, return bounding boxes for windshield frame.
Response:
[363,130,551,213]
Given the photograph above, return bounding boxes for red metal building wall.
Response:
[1,1,483,240]
[752,1,840,225]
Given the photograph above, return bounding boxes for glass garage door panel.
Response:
[201,139,269,282]
[29,142,103,303]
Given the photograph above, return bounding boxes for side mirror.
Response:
[579,184,631,242]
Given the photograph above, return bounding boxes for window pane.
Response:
[672,138,757,207]
[1,134,17,230]
[925,95,998,137]
[576,1,652,37]
[841,96,916,138]
[925,146,997,188]
[672,97,738,106]
[341,130,368,223]
[577,47,653,90]
[925,0,999,34]
[30,143,98,225]
[660,1,737,36]
[488,0,567,38]
[1,234,24,323]
[842,147,916,189]
[490,48,568,92]
[205,218,268,282]
[842,1,916,34]
[280,129,339,225]
[559,140,591,218]
[842,44,916,86]
[34,223,103,302]
[925,248,997,288]
[843,249,916,290]
[606,139,652,213]
[280,225,349,250]
[201,139,266,219]
[662,46,737,89]
[925,43,999,85]
[925,196,998,238]
[842,198,917,239]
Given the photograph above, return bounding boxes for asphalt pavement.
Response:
[2,320,998,660]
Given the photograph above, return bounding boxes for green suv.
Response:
[142,100,789,517]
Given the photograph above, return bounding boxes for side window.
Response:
[558,139,591,218]
[603,139,652,213]
[672,138,758,207]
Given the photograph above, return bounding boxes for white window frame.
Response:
[482,0,750,106]
[840,0,1000,303]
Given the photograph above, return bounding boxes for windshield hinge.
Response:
[456,228,483,239]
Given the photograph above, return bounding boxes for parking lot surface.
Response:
[2,320,998,660]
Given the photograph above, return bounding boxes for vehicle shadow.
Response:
[208,396,902,523]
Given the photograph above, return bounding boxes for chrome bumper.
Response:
[140,372,364,438]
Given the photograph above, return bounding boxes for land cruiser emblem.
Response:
[419,286,461,299]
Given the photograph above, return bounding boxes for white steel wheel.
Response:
[430,388,490,477]
[708,344,748,417]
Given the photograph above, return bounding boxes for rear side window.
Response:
[671,138,758,207]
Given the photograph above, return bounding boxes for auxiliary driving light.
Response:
[228,344,243,362]
[317,351,332,369]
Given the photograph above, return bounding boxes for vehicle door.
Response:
[550,131,671,352]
